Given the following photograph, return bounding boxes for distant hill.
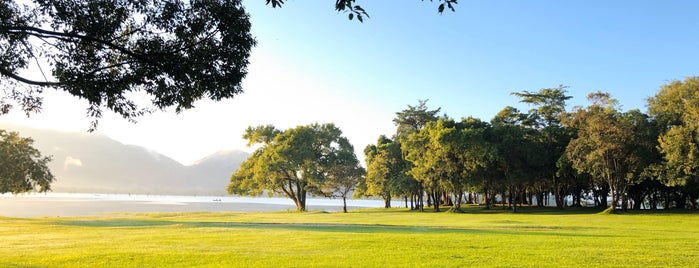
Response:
[0,123,249,195]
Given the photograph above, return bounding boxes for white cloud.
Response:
[63,156,83,170]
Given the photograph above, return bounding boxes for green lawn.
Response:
[1,206,696,267]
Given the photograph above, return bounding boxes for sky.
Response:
[2,0,699,165]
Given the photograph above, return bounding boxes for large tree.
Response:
[0,130,54,194]
[1,0,255,128]
[360,136,415,209]
[227,123,358,211]
[565,92,635,211]
[490,107,546,212]
[512,86,573,208]
[1,1,456,128]
[648,77,699,208]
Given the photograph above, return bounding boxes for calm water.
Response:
[0,193,396,218]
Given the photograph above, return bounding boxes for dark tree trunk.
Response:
[418,188,424,212]
[342,197,348,213]
[432,189,440,212]
[384,193,392,208]
[452,191,463,211]
[410,194,415,210]
[511,186,519,213]
[426,191,432,208]
[484,188,491,210]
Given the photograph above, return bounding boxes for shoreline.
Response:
[0,193,390,218]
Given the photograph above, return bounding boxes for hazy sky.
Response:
[2,0,699,165]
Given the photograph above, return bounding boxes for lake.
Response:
[0,193,397,218]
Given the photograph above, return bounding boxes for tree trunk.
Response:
[342,197,348,213]
[484,188,491,209]
[512,186,518,213]
[418,188,424,212]
[384,193,392,208]
[410,194,415,210]
[432,189,440,212]
[426,191,433,208]
[453,191,463,211]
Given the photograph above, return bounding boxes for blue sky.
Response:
[2,0,699,165]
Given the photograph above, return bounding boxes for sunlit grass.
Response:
[1,206,696,267]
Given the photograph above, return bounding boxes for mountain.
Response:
[0,123,249,195]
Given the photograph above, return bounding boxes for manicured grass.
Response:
[0,206,697,267]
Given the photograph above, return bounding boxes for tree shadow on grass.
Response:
[53,219,615,238]
[355,205,608,215]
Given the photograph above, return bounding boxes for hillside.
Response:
[0,123,249,195]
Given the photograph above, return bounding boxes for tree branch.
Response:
[3,25,163,68]
[0,67,63,87]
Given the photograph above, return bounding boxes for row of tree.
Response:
[228,78,699,212]
[357,78,699,212]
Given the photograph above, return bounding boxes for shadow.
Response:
[54,219,178,227]
[53,219,615,238]
[359,205,608,215]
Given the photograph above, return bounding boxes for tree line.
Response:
[229,78,698,212]
[357,78,699,212]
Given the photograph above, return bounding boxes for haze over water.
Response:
[0,193,396,218]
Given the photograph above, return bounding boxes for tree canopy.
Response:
[0,130,54,194]
[358,80,699,212]
[1,0,457,129]
[227,123,360,211]
[0,0,255,129]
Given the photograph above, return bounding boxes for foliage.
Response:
[512,85,574,208]
[393,99,442,140]
[0,0,255,129]
[265,0,458,22]
[0,129,54,194]
[649,77,699,186]
[361,136,413,208]
[1,1,459,129]
[322,142,364,213]
[565,92,636,210]
[227,123,359,211]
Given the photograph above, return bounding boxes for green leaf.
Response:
[348,13,354,20]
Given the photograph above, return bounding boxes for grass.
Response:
[0,205,697,267]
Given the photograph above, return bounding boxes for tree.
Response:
[322,142,365,213]
[565,92,635,211]
[390,100,442,211]
[0,130,54,194]
[1,0,255,129]
[360,136,414,209]
[393,99,442,140]
[402,119,446,212]
[445,117,496,211]
[512,86,573,208]
[227,123,358,211]
[1,1,456,128]
[648,77,699,208]
[490,108,545,212]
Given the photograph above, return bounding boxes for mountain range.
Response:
[0,123,249,195]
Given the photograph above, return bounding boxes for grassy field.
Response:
[0,205,696,267]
